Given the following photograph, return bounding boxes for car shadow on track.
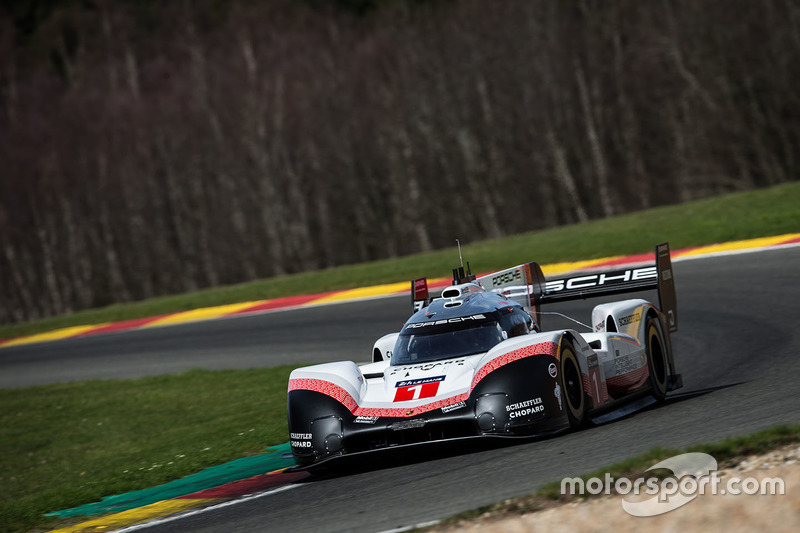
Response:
[296,437,546,480]
[660,381,749,405]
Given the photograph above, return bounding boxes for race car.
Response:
[287,243,682,467]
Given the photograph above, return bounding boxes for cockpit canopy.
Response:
[391,305,535,365]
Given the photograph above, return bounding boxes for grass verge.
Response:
[0,367,298,533]
[2,182,800,341]
[438,424,800,528]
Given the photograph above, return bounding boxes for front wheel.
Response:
[559,338,587,428]
[645,316,668,402]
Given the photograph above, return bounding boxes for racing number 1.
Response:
[394,382,440,402]
[586,354,604,405]
[589,367,603,405]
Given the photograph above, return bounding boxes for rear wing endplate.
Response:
[412,277,431,313]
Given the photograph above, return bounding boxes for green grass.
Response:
[3,182,800,341]
[0,367,298,533]
[440,424,800,528]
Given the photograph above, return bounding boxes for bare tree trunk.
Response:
[154,138,200,291]
[546,129,589,223]
[456,128,502,238]
[59,196,94,309]
[575,61,615,217]
[2,60,17,123]
[612,30,649,210]
[397,128,432,252]
[1,238,36,321]
[670,98,693,203]
[96,152,133,301]
[239,31,287,276]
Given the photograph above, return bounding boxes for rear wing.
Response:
[476,243,678,333]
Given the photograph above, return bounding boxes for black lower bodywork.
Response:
[287,355,570,467]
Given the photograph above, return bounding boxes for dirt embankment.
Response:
[435,444,800,532]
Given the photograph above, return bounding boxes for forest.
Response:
[1,0,799,324]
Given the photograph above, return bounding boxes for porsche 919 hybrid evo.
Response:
[287,243,682,467]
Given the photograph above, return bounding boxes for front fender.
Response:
[470,336,570,434]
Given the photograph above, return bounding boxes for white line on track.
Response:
[378,520,442,533]
[113,484,302,533]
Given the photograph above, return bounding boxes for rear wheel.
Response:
[560,339,586,428]
[645,316,668,402]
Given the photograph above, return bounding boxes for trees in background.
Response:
[1,0,799,324]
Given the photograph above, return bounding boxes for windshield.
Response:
[391,320,505,365]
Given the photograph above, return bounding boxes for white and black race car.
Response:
[287,244,682,467]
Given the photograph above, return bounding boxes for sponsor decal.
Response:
[396,376,445,388]
[506,397,542,412]
[548,362,558,378]
[394,377,443,401]
[354,416,379,424]
[618,311,641,326]
[554,382,563,410]
[390,418,427,431]
[491,269,522,287]
[509,405,544,419]
[614,354,639,375]
[290,432,312,449]
[390,359,465,374]
[595,321,605,332]
[441,401,467,414]
[405,314,487,328]
[545,267,657,292]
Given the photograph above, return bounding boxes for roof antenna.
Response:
[451,239,476,285]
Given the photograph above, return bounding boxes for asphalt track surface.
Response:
[3,246,800,532]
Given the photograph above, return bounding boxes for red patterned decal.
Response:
[288,378,360,412]
[470,342,558,390]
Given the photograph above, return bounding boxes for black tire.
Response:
[559,338,587,428]
[645,316,668,402]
